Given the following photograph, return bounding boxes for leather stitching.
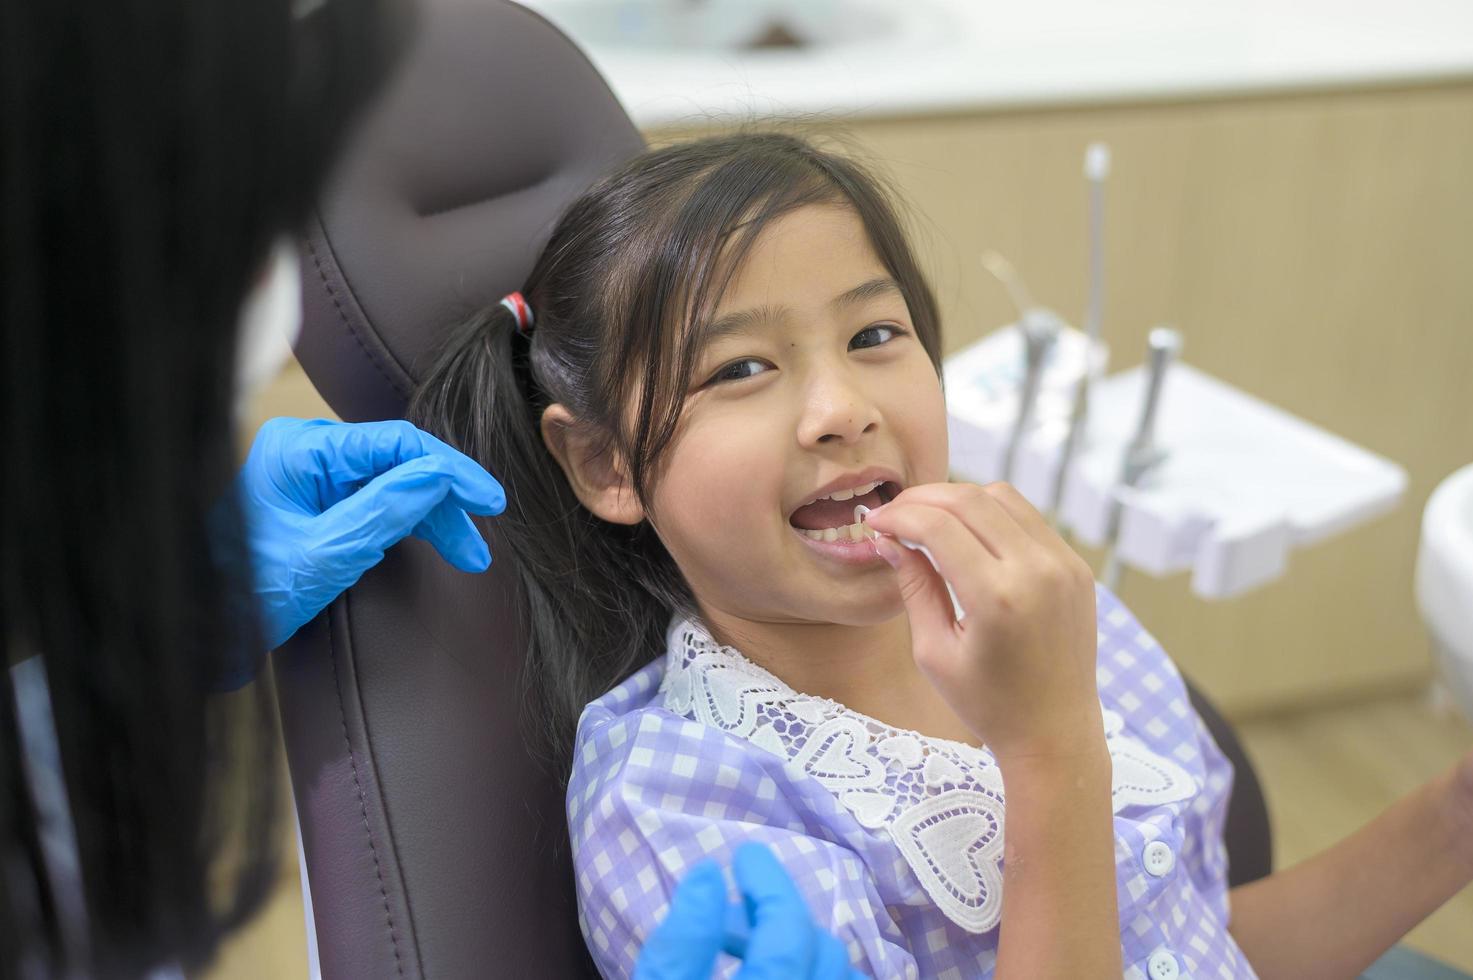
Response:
[328,605,408,979]
[305,228,412,400]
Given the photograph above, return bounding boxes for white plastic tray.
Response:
[945,328,1408,599]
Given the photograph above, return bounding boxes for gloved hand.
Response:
[635,842,868,980]
[238,417,506,649]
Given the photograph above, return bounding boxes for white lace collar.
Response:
[657,615,1198,935]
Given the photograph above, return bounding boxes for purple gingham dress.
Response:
[567,585,1259,979]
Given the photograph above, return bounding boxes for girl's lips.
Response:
[789,525,887,566]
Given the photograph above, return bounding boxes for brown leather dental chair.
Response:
[270,2,1273,977]
[273,2,638,977]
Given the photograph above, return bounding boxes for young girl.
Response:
[411,133,1473,979]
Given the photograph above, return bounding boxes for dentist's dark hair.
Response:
[0,0,402,976]
[411,132,943,774]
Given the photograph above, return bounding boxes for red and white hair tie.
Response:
[499,291,535,335]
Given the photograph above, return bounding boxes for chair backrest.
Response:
[274,2,642,977]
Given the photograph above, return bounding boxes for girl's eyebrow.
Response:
[702,304,783,346]
[701,276,901,346]
[833,275,902,310]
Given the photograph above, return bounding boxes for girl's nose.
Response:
[796,370,881,446]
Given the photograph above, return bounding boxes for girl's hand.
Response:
[863,482,1103,768]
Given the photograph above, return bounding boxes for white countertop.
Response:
[520,0,1473,128]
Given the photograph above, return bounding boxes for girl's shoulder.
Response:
[577,655,666,731]
[570,642,795,801]
[567,651,824,856]
[568,620,880,837]
[571,656,722,798]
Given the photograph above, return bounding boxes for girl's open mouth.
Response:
[788,480,900,560]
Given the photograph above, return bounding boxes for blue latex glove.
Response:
[635,842,868,980]
[238,417,506,649]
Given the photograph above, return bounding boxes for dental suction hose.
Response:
[1002,308,1062,483]
[1082,143,1110,343]
[980,251,1063,484]
[1100,326,1181,591]
[1130,327,1180,467]
[1049,141,1112,532]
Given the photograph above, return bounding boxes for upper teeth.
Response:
[815,480,881,504]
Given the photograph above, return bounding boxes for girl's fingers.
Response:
[880,483,1033,561]
[971,482,1076,561]
[874,535,963,638]
[863,500,997,612]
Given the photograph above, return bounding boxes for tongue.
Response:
[790,487,885,530]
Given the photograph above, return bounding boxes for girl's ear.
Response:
[540,403,645,525]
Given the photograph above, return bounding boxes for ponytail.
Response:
[409,302,690,774]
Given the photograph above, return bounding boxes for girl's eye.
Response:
[708,358,769,385]
[850,323,906,350]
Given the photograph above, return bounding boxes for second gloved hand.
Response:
[635,842,867,980]
[239,417,506,649]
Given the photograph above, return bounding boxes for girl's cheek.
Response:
[901,368,949,477]
[663,430,765,527]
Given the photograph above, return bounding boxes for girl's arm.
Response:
[1227,756,1473,980]
[866,483,1123,979]
[996,741,1121,980]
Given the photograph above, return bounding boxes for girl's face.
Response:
[648,203,949,628]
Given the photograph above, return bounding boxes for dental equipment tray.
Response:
[944,327,1408,600]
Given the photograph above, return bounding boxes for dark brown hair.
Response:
[1,0,399,976]
[411,131,943,773]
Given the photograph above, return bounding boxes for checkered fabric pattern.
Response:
[567,585,1259,979]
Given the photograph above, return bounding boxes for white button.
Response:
[1143,840,1176,877]
[1148,950,1180,980]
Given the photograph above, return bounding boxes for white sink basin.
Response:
[1416,463,1473,724]
[532,0,935,54]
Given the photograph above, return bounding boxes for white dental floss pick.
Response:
[854,505,966,622]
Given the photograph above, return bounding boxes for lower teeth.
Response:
[801,521,875,543]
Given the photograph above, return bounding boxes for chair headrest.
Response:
[297,0,645,422]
